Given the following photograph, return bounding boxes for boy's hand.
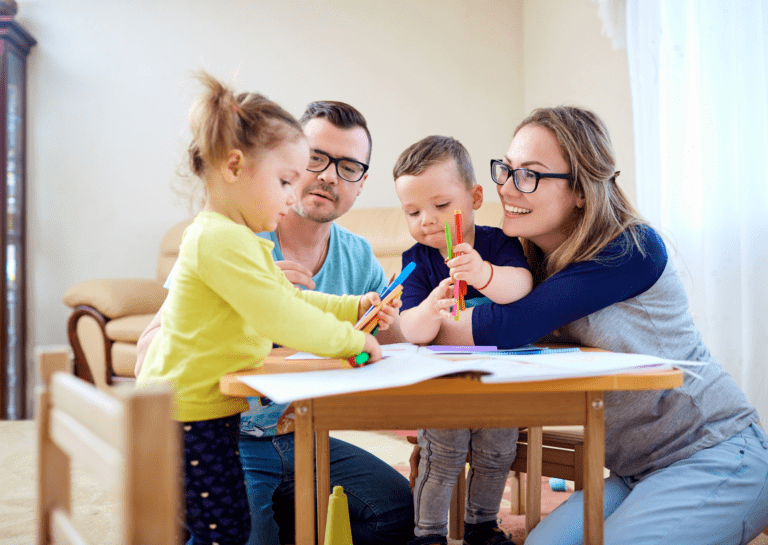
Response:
[358,292,402,331]
[423,277,454,318]
[447,243,489,288]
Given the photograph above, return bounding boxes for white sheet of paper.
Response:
[478,352,676,383]
[237,353,493,403]
[284,352,326,360]
[237,350,684,402]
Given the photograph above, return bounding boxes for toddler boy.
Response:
[393,135,533,545]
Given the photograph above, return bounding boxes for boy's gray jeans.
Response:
[414,427,519,537]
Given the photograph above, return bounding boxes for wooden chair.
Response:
[449,427,584,539]
[36,349,180,545]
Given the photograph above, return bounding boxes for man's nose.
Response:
[317,161,339,185]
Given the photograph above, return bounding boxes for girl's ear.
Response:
[222,150,245,183]
[472,184,483,210]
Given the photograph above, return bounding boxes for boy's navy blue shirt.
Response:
[400,225,530,312]
[472,226,668,349]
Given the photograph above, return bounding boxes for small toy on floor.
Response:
[324,486,353,545]
[548,477,568,492]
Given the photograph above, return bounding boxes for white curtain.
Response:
[626,0,768,422]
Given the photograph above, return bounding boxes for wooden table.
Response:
[221,348,683,545]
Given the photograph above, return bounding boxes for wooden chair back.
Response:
[36,350,180,544]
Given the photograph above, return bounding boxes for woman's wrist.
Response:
[476,262,494,291]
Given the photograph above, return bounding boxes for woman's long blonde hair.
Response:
[516,106,647,284]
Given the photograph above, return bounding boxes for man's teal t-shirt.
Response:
[239,223,388,437]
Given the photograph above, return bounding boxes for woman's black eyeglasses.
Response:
[490,159,572,193]
[307,150,369,183]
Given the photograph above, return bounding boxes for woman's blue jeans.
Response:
[525,423,768,545]
[239,432,415,545]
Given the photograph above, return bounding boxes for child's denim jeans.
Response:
[414,427,519,537]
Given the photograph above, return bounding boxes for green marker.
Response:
[445,221,453,260]
[355,352,370,366]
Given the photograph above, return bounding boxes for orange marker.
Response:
[454,210,467,311]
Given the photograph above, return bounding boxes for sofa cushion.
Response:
[63,278,167,319]
[111,342,138,378]
[104,313,156,343]
[335,203,504,278]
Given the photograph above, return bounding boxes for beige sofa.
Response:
[62,203,503,388]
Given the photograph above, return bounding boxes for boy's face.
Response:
[395,159,483,253]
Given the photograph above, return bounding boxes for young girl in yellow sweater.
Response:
[137,72,392,545]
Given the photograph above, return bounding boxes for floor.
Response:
[330,429,416,466]
[3,423,767,544]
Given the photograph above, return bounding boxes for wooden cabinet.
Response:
[0,4,35,418]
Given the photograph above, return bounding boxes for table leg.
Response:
[294,400,315,545]
[449,463,466,539]
[524,426,542,536]
[316,430,331,542]
[583,392,605,545]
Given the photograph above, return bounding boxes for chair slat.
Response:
[50,407,124,490]
[51,373,124,451]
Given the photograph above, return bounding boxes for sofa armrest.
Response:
[62,278,167,320]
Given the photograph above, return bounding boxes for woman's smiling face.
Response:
[497,124,583,255]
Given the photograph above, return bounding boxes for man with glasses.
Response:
[240,103,413,545]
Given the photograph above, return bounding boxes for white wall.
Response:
[523,0,635,198]
[17,0,632,407]
[19,0,524,375]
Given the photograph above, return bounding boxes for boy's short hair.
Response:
[299,101,372,163]
[392,135,476,189]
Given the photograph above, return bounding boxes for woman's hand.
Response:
[447,243,489,288]
[358,292,403,331]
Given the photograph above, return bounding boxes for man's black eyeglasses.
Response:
[490,159,572,193]
[307,150,369,183]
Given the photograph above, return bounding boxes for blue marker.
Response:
[380,261,416,299]
[359,262,418,326]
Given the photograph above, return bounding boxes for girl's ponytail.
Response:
[187,71,303,178]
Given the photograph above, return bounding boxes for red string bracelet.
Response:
[477,262,494,291]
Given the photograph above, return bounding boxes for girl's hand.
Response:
[358,292,403,331]
[358,292,380,319]
[447,243,488,288]
[362,333,382,363]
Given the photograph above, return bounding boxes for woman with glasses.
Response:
[432,106,768,544]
